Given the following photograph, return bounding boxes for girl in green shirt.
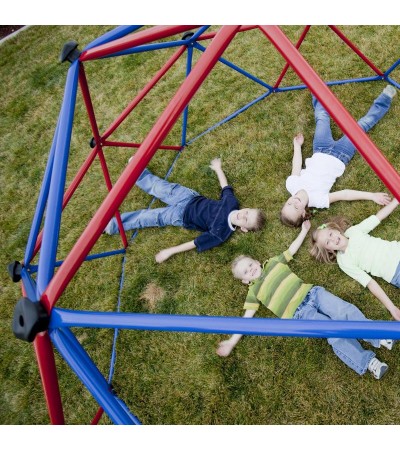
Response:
[311,198,400,321]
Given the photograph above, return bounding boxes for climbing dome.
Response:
[7,25,400,424]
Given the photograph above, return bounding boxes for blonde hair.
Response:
[280,205,312,228]
[310,216,351,263]
[231,255,247,279]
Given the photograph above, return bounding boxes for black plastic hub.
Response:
[12,298,50,342]
[7,260,22,282]
[182,32,194,41]
[89,137,96,148]
[60,41,81,64]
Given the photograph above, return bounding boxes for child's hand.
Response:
[389,306,400,321]
[293,133,304,146]
[155,248,172,263]
[302,220,311,233]
[216,340,234,357]
[209,158,222,172]
[372,192,392,205]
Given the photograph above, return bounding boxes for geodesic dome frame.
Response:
[8,25,400,424]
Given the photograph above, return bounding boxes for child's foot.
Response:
[383,85,397,99]
[368,357,388,379]
[380,339,394,350]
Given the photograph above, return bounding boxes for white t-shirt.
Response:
[286,153,345,208]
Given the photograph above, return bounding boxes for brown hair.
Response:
[310,216,351,263]
[280,206,312,228]
[248,209,266,231]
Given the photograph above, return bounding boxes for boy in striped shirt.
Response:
[216,221,392,379]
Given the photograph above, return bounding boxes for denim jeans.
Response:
[105,168,199,234]
[293,286,380,375]
[390,261,400,288]
[312,91,393,165]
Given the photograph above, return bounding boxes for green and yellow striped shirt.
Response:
[243,250,313,318]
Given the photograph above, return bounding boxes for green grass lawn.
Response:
[1,25,400,425]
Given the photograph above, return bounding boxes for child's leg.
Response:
[294,287,376,375]
[136,168,199,206]
[104,204,185,234]
[334,91,394,163]
[312,95,335,151]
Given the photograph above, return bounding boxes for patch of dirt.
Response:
[140,283,165,311]
[0,25,24,40]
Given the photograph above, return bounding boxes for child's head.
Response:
[231,255,262,284]
[231,208,266,232]
[310,217,351,263]
[280,195,311,228]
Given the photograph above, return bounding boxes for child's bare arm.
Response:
[329,190,391,205]
[209,158,228,188]
[367,279,400,321]
[155,240,196,263]
[376,198,399,222]
[288,220,311,256]
[291,133,303,176]
[216,309,257,357]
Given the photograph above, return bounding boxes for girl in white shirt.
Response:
[280,86,396,227]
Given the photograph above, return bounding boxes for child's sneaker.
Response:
[380,339,394,350]
[368,357,388,380]
[383,85,397,99]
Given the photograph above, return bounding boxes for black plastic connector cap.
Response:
[182,32,194,41]
[89,137,96,148]
[7,260,22,282]
[12,298,50,342]
[60,41,80,64]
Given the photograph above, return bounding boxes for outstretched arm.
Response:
[288,220,311,256]
[367,279,400,321]
[216,309,257,357]
[210,158,228,189]
[329,190,391,205]
[291,133,304,176]
[155,240,196,263]
[376,198,399,222]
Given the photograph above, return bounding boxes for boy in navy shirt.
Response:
[104,158,265,263]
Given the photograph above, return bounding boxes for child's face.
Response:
[315,227,347,252]
[232,208,259,232]
[233,257,262,284]
[282,195,306,223]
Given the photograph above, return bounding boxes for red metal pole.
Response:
[33,333,65,424]
[197,25,258,41]
[103,141,182,151]
[41,25,241,311]
[91,407,104,425]
[329,26,384,76]
[80,25,198,62]
[273,25,311,88]
[102,46,186,141]
[21,282,65,424]
[259,26,400,200]
[78,66,128,248]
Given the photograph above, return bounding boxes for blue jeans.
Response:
[390,261,400,288]
[312,91,393,165]
[105,168,199,234]
[293,286,379,375]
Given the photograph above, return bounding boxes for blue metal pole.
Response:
[386,76,400,89]
[275,75,383,93]
[83,26,143,52]
[36,62,80,298]
[104,26,210,59]
[24,119,60,265]
[20,267,38,302]
[187,90,272,146]
[193,42,274,90]
[384,58,400,77]
[50,308,400,340]
[50,327,140,424]
[180,44,194,147]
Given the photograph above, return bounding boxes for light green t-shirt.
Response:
[243,250,313,318]
[337,215,400,287]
